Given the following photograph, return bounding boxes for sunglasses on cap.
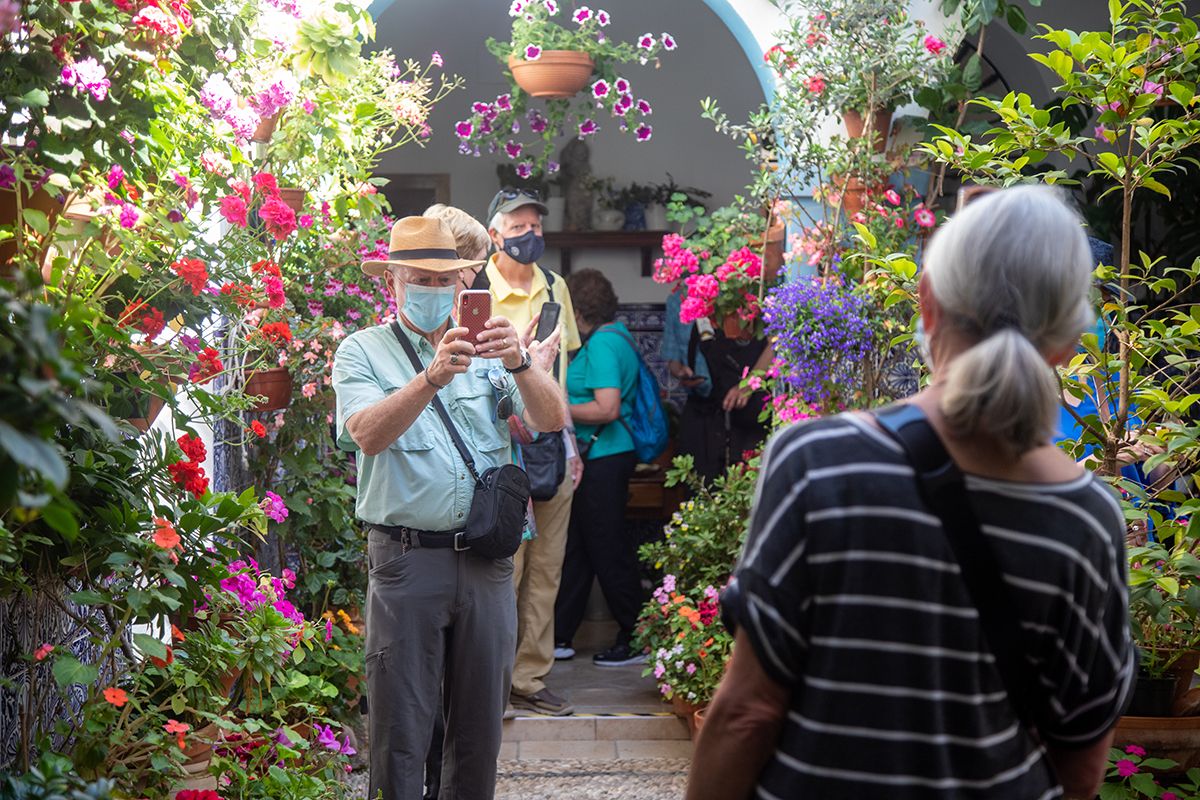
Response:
[498,187,541,202]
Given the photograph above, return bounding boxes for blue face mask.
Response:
[402,284,456,333]
[501,230,545,265]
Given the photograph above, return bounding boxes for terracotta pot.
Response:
[126,393,167,434]
[842,109,894,153]
[1114,715,1200,773]
[692,705,708,738]
[718,314,754,342]
[751,222,787,283]
[1,185,65,272]
[831,174,869,216]
[507,50,595,99]
[252,112,281,143]
[244,367,293,412]
[276,187,305,213]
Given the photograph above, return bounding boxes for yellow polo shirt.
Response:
[483,256,582,384]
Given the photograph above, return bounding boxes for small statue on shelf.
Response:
[560,138,593,232]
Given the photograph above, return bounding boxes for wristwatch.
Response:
[506,348,533,374]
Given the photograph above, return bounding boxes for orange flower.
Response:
[164,719,190,749]
[33,643,53,661]
[103,686,128,707]
[171,623,186,643]
[152,517,180,550]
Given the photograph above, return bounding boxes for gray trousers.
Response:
[366,529,516,800]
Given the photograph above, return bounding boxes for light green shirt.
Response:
[332,323,522,529]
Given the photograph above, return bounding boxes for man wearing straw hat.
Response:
[333,216,566,800]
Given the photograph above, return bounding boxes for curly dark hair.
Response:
[567,268,619,326]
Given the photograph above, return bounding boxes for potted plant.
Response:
[766,0,953,152]
[455,1,678,178]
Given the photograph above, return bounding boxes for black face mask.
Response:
[501,230,545,265]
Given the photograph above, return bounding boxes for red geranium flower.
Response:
[168,460,208,499]
[259,321,292,345]
[259,198,297,241]
[228,178,251,203]
[118,299,165,338]
[172,257,209,295]
[249,420,267,437]
[177,433,206,462]
[219,195,248,228]
[250,259,281,278]
[220,282,255,306]
[252,172,279,197]
[188,347,222,384]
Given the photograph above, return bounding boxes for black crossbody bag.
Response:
[872,403,1046,736]
[391,322,530,559]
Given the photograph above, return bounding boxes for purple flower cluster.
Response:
[249,73,299,120]
[219,559,304,624]
[261,490,289,522]
[199,73,258,141]
[316,724,357,755]
[762,278,874,403]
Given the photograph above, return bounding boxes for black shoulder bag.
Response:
[872,403,1045,735]
[390,322,530,559]
[471,266,566,501]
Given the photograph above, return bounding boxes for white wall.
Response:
[372,0,766,304]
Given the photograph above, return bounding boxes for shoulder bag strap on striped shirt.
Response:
[873,403,1045,736]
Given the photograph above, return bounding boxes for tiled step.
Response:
[501,713,693,760]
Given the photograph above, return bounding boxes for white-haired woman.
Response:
[687,186,1134,800]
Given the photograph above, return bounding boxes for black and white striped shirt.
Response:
[722,414,1135,800]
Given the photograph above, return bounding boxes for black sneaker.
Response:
[592,643,647,667]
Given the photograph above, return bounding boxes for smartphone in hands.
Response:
[457,290,492,342]
[535,302,562,342]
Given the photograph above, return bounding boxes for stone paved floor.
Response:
[346,758,690,799]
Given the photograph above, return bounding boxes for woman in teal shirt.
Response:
[554,269,646,667]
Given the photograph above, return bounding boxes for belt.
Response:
[372,523,470,552]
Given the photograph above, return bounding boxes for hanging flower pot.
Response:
[507,50,595,99]
[719,314,754,342]
[252,111,282,143]
[842,108,894,153]
[1,185,65,273]
[830,174,870,217]
[275,187,305,213]
[244,367,293,412]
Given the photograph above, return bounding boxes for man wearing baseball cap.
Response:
[472,188,583,717]
[333,215,566,800]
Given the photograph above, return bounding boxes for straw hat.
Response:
[362,216,487,277]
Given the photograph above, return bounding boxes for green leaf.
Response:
[963,54,983,91]
[134,632,168,661]
[21,89,50,108]
[52,655,98,688]
[40,503,79,544]
[69,589,106,606]
[22,209,49,237]
[171,694,186,715]
[0,420,68,489]
[1142,177,1171,199]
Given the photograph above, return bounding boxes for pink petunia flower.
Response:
[914,207,936,228]
[505,141,522,159]
[496,93,512,111]
[578,118,598,137]
[614,77,630,95]
[924,35,947,55]
[634,124,652,142]
[595,8,609,25]
[524,44,542,61]
[542,0,557,12]
[508,0,524,14]
[572,5,590,23]
[515,162,533,179]
[431,51,443,67]
[637,33,655,50]
[661,32,676,51]
[636,98,652,115]
[454,120,474,140]
[592,79,610,99]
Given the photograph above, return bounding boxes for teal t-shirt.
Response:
[569,322,639,460]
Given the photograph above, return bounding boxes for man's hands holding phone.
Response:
[522,314,562,373]
[427,328,475,387]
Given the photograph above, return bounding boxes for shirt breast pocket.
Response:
[454,385,509,453]
[383,385,435,453]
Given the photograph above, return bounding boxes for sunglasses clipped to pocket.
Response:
[482,366,516,421]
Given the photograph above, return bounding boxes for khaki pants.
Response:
[511,469,574,696]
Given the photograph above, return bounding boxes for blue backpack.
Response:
[596,326,669,464]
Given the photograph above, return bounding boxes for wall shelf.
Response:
[543,230,668,277]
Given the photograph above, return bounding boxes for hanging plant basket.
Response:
[276,187,305,213]
[507,50,595,99]
[842,108,894,154]
[244,367,294,412]
[251,111,282,144]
